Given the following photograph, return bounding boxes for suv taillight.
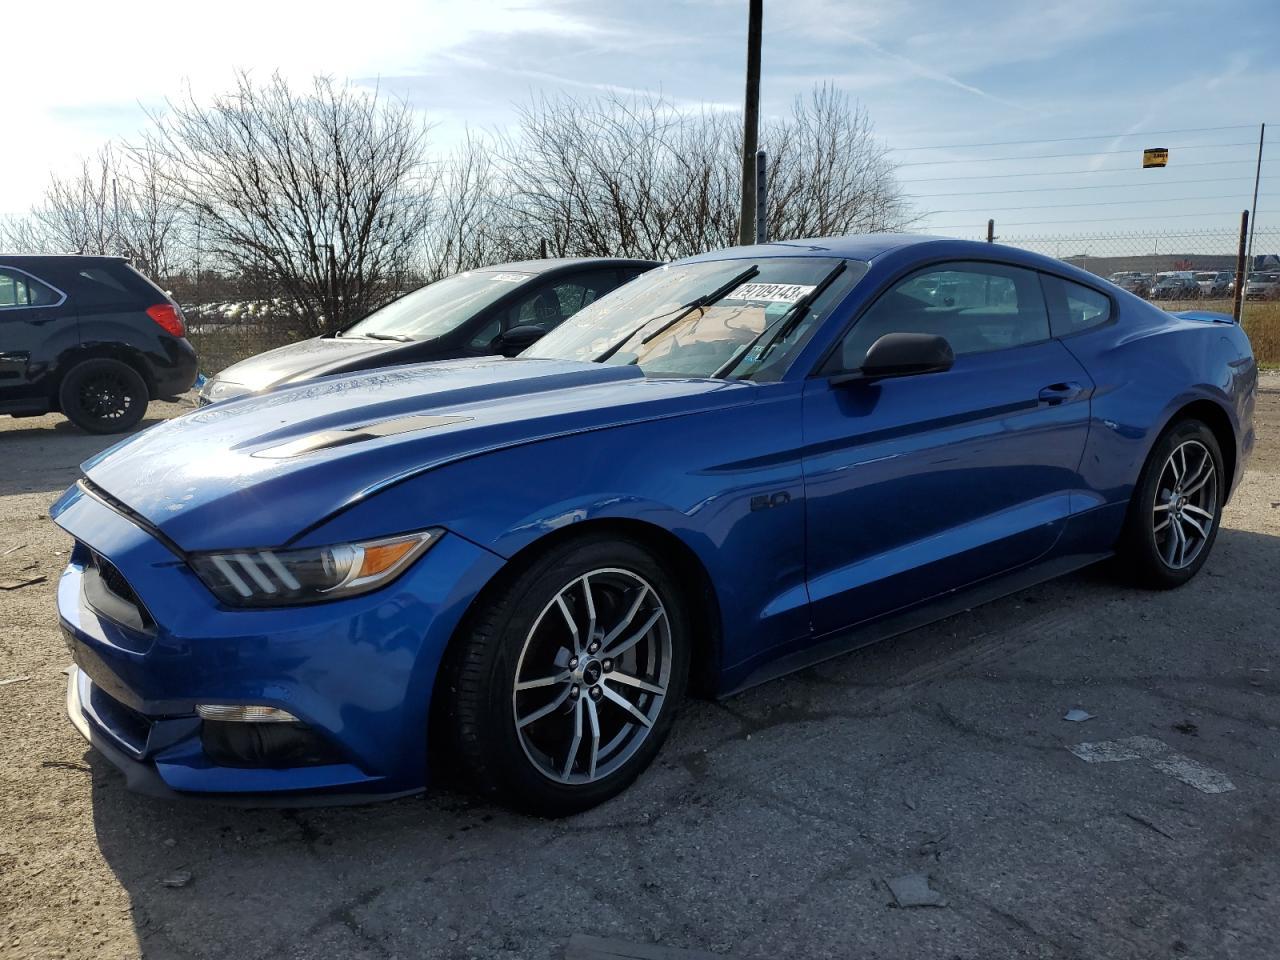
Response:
[146,303,186,337]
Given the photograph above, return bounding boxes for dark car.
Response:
[0,255,197,433]
[1108,271,1152,298]
[1150,274,1200,300]
[198,258,659,404]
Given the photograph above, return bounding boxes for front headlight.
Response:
[200,378,249,403]
[189,529,442,607]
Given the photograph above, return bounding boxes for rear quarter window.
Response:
[1043,275,1112,336]
[74,263,163,309]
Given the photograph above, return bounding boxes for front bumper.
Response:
[54,482,504,801]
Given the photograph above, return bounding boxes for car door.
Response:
[464,269,627,355]
[801,259,1094,637]
[0,264,74,409]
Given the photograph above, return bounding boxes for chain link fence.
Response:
[984,225,1280,365]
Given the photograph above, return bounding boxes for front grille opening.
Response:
[201,721,345,768]
[85,549,156,631]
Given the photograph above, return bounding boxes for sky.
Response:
[2,0,1277,242]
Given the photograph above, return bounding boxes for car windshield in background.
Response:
[342,270,533,340]
[523,257,867,380]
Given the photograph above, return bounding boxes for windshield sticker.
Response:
[729,282,815,304]
[488,272,533,283]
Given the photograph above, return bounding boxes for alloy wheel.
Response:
[1153,439,1218,570]
[511,568,672,784]
[77,372,136,426]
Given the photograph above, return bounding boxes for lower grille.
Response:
[85,680,152,757]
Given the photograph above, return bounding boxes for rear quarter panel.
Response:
[1058,296,1255,532]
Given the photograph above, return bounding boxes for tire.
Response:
[440,534,691,816]
[1118,418,1225,589]
[58,359,149,434]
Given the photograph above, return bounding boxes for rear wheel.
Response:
[441,535,690,816]
[58,359,149,434]
[1119,419,1224,589]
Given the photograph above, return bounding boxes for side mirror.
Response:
[494,323,547,357]
[832,332,955,385]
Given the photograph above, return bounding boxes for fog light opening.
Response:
[195,703,299,723]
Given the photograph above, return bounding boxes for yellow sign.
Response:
[1143,147,1169,168]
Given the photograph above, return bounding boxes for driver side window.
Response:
[829,260,1050,372]
[468,272,611,350]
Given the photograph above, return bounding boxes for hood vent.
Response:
[254,414,473,459]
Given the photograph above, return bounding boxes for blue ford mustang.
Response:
[52,235,1256,815]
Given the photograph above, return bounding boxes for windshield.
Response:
[342,270,533,340]
[523,257,866,380]
[1250,273,1278,282]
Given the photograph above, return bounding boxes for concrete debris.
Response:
[1063,708,1095,722]
[885,873,947,908]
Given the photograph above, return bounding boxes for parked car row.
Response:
[38,234,1258,816]
[1106,269,1258,301]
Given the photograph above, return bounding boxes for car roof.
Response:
[680,233,937,264]
[674,233,1118,286]
[0,253,128,262]
[474,257,662,274]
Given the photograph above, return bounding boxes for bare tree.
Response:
[140,72,434,335]
[0,145,185,276]
[424,131,521,279]
[496,85,912,262]
[763,85,911,238]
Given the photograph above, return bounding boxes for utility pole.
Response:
[755,150,768,244]
[738,0,763,246]
[1247,123,1265,270]
[1233,210,1249,323]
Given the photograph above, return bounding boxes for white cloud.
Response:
[0,0,602,215]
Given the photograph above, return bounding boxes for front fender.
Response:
[300,385,813,684]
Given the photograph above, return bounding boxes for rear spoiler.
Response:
[1172,310,1237,326]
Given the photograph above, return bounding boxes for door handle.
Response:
[1037,381,1084,405]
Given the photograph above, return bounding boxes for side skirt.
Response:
[721,550,1112,697]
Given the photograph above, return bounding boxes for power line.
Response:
[906,175,1265,199]
[897,142,1260,168]
[888,124,1261,152]
[899,157,1279,184]
[927,210,1280,230]
[923,194,1248,215]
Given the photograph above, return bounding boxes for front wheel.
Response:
[1119,419,1224,589]
[441,535,690,816]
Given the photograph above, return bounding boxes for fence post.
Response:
[539,237,548,259]
[986,219,995,243]
[1232,210,1249,323]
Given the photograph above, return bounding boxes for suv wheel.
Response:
[59,359,149,434]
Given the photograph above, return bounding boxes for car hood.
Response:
[70,358,753,551]
[208,335,424,393]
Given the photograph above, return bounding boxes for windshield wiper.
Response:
[360,332,414,342]
[712,262,847,379]
[594,265,760,364]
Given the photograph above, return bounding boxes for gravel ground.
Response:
[2,379,1280,960]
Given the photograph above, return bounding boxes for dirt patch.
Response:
[2,388,1280,960]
